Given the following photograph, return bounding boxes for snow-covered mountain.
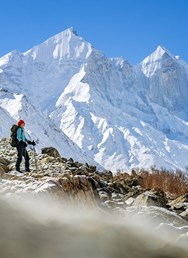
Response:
[0,88,99,167]
[0,27,188,172]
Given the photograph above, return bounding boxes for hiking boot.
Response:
[16,169,23,173]
[25,169,31,172]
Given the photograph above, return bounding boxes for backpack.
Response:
[10,124,19,147]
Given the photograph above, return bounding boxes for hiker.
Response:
[16,119,36,173]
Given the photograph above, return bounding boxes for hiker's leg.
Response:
[23,148,30,171]
[16,144,24,171]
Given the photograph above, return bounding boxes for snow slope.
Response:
[0,105,15,137]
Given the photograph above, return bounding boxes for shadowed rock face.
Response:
[0,137,188,257]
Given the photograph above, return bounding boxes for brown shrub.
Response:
[139,168,188,196]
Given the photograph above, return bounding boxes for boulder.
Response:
[168,194,188,212]
[133,190,167,208]
[41,147,61,159]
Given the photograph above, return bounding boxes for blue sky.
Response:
[1,0,188,64]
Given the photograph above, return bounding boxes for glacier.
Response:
[0,27,188,172]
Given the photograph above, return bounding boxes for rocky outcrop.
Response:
[0,138,97,206]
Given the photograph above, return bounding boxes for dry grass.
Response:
[138,167,188,196]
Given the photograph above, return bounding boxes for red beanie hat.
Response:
[18,119,25,127]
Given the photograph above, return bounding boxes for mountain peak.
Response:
[24,27,93,61]
[49,27,78,41]
[42,27,79,46]
[67,27,78,36]
[142,45,176,64]
[155,45,175,59]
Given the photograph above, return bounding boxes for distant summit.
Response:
[141,45,179,67]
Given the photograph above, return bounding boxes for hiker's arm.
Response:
[17,128,22,142]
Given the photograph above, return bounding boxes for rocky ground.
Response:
[0,137,188,257]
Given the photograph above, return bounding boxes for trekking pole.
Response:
[26,133,39,172]
[32,145,38,172]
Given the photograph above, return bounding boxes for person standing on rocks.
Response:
[16,119,35,173]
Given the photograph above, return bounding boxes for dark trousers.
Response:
[16,142,30,171]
